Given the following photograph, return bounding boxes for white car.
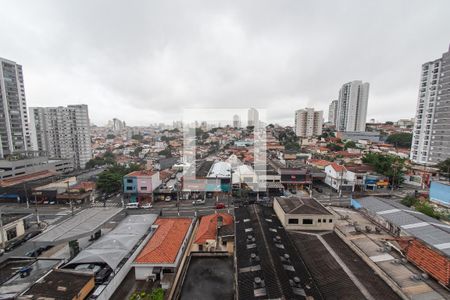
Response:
[192,199,205,205]
[165,196,171,202]
[140,203,153,209]
[126,202,139,209]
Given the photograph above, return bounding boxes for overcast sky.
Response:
[1,1,450,126]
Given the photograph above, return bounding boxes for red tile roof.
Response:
[307,159,331,167]
[70,181,96,191]
[159,169,175,181]
[126,170,156,177]
[134,218,192,264]
[194,213,233,244]
[329,163,346,172]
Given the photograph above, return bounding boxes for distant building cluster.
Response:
[294,108,323,138]
[0,57,94,189]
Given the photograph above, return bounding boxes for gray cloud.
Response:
[1,0,449,126]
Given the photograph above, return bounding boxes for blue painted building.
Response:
[430,181,450,207]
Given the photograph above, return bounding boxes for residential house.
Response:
[324,163,353,192]
[123,170,162,203]
[192,213,234,254]
[132,218,194,289]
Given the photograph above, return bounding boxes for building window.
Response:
[302,219,313,225]
[6,228,17,240]
[288,218,299,224]
[141,186,147,191]
[127,179,133,183]
[318,219,321,223]
[322,219,326,222]
[126,186,132,191]
[329,219,333,223]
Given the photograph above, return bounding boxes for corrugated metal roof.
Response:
[68,214,157,269]
[33,207,124,244]
[207,161,231,178]
[356,196,450,257]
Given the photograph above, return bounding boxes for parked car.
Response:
[126,202,139,209]
[5,239,24,252]
[25,244,54,257]
[23,230,42,242]
[25,248,42,257]
[19,266,32,278]
[314,187,323,193]
[215,202,225,209]
[165,196,171,202]
[140,203,153,209]
[95,267,112,284]
[75,264,102,275]
[192,199,205,205]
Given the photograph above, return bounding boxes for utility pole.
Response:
[0,207,6,249]
[23,182,30,208]
[391,164,397,193]
[177,183,180,216]
[34,195,40,226]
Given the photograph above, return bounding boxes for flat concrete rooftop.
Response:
[180,256,234,300]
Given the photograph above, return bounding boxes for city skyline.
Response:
[1,1,450,126]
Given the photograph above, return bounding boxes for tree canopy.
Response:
[362,152,405,186]
[85,151,116,169]
[326,143,343,152]
[285,141,300,151]
[96,163,142,193]
[437,158,450,179]
[132,134,143,141]
[344,140,357,149]
[386,133,412,148]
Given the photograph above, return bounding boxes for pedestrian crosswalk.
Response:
[91,202,123,208]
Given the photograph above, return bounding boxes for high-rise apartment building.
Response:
[411,46,450,165]
[29,104,92,169]
[336,81,369,132]
[0,57,31,158]
[328,100,338,125]
[248,108,259,128]
[233,114,241,128]
[294,108,323,137]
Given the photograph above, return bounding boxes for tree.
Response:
[386,133,412,148]
[133,146,143,157]
[415,201,441,219]
[326,143,343,152]
[437,158,450,179]
[96,164,142,193]
[319,132,329,139]
[85,151,116,169]
[385,121,394,125]
[285,141,300,151]
[132,134,143,141]
[344,140,357,149]
[158,148,172,157]
[401,196,417,207]
[106,134,115,139]
[362,153,405,186]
